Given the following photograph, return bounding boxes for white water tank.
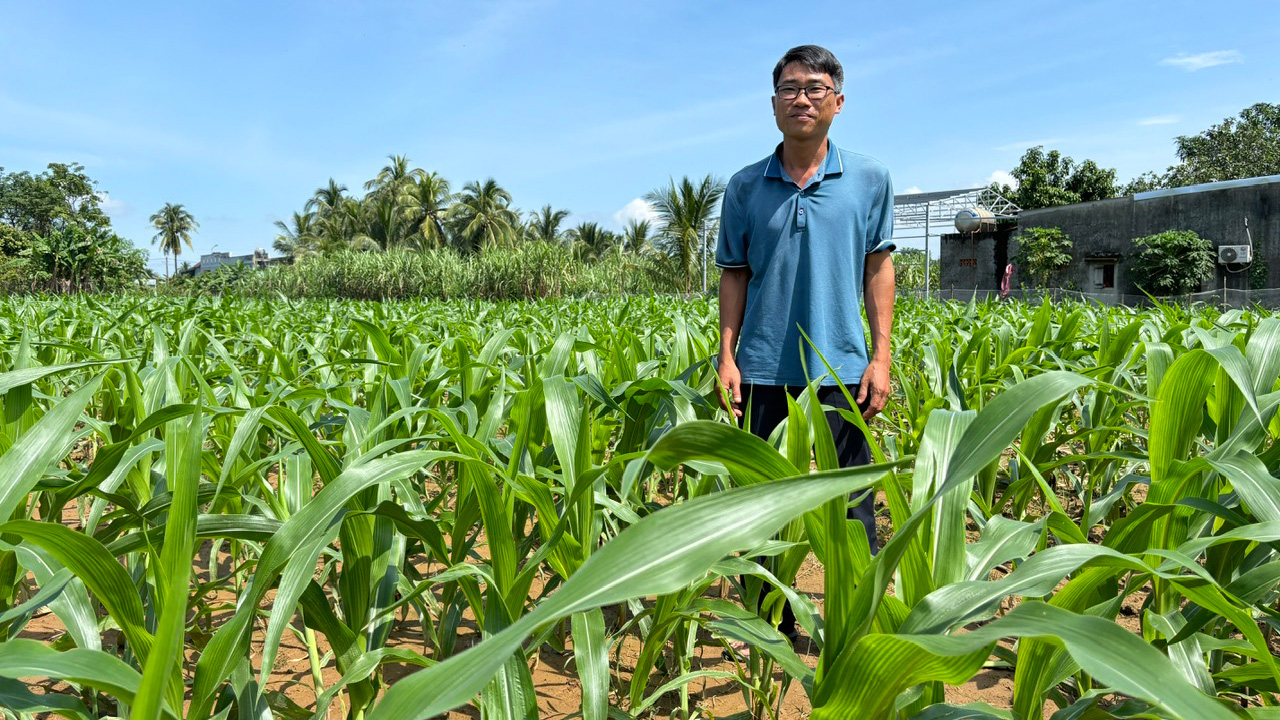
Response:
[955,208,995,233]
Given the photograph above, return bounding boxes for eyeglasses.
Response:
[774,84,837,101]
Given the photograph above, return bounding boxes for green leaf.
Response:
[572,609,609,720]
[0,373,105,519]
[0,639,173,719]
[0,359,129,395]
[367,442,899,720]
[812,602,1236,720]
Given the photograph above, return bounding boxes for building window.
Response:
[1089,261,1116,289]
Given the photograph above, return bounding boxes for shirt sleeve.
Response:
[715,185,749,268]
[866,171,895,254]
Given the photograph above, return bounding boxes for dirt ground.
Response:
[18,546,1057,720]
[14,495,1075,719]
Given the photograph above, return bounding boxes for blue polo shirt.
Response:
[715,140,894,386]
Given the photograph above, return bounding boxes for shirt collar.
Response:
[763,140,845,183]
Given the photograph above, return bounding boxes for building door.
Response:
[1087,260,1118,302]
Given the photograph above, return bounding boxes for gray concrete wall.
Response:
[938,228,1013,291]
[1012,179,1279,295]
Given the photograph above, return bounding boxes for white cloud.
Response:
[986,170,1017,189]
[1138,114,1180,126]
[902,186,922,195]
[612,197,661,228]
[995,138,1062,152]
[96,191,127,217]
[1159,50,1243,71]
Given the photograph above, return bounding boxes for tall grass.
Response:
[218,244,688,301]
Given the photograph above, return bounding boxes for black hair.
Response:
[771,45,843,92]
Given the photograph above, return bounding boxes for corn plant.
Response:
[1,293,1280,720]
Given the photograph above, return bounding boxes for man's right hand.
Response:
[718,361,743,419]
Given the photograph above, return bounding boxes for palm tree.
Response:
[273,211,320,258]
[449,179,520,252]
[622,218,653,255]
[527,204,570,245]
[150,203,199,279]
[306,178,348,218]
[316,197,362,252]
[566,221,617,262]
[365,154,422,193]
[400,172,453,248]
[644,174,726,292]
[354,190,409,251]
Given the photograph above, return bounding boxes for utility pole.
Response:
[702,228,708,294]
[923,202,931,299]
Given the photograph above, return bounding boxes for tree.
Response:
[1120,171,1168,196]
[17,225,148,293]
[1128,230,1215,295]
[1167,102,1280,186]
[449,179,519,252]
[1013,227,1073,288]
[350,189,407,251]
[0,162,108,235]
[994,147,1120,210]
[621,218,653,255]
[150,203,198,279]
[273,211,321,258]
[306,178,348,218]
[364,154,422,193]
[400,172,453,248]
[527,204,570,245]
[566,221,616,262]
[644,174,726,292]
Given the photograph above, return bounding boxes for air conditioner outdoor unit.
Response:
[1219,245,1252,264]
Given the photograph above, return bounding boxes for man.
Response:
[716,44,895,635]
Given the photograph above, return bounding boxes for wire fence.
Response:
[898,287,1280,309]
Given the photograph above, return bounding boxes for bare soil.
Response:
[16,494,1082,718]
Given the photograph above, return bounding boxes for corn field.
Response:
[3,293,1280,720]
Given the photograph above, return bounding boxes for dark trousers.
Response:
[741,383,878,635]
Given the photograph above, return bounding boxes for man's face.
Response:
[772,62,844,141]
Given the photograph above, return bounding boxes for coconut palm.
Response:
[273,211,321,258]
[527,205,571,245]
[353,190,410,251]
[365,154,423,193]
[622,218,653,255]
[400,172,453,248]
[449,179,520,252]
[306,179,348,218]
[566,221,617,262]
[644,174,726,292]
[149,202,199,279]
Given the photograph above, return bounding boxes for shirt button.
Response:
[798,207,805,214]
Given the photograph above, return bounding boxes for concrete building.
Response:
[938,175,1280,303]
[189,248,280,275]
[938,226,1016,294]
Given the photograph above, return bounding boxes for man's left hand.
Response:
[856,359,891,420]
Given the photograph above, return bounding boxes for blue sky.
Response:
[2,0,1276,273]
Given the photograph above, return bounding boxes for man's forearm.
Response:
[719,268,749,364]
[864,254,894,362]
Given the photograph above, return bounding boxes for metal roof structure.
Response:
[893,186,1021,228]
[1134,174,1280,202]
[891,186,1021,294]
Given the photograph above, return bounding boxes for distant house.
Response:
[939,175,1280,301]
[184,248,289,276]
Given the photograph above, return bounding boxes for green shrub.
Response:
[1013,227,1072,288]
[1129,230,1215,295]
